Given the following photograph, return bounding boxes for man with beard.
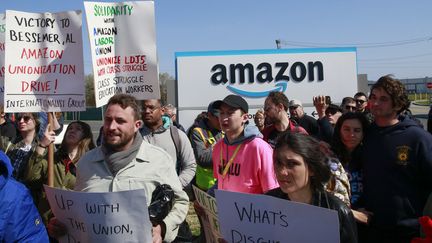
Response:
[361,75,432,243]
[262,91,308,148]
[49,94,189,242]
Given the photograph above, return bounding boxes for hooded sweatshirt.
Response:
[213,124,279,194]
[0,151,48,242]
[140,124,196,188]
[362,115,432,235]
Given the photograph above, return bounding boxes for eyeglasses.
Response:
[355,99,366,105]
[18,115,33,122]
[345,105,356,111]
[142,106,161,112]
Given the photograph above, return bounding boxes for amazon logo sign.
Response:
[210,61,324,98]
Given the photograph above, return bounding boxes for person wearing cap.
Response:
[189,102,223,242]
[262,92,308,148]
[212,95,278,194]
[189,101,223,191]
[313,95,342,144]
[289,99,319,137]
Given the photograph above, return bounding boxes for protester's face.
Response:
[254,113,265,127]
[17,113,36,133]
[208,112,221,130]
[340,119,363,151]
[289,106,304,119]
[65,122,85,146]
[274,146,312,197]
[142,100,163,127]
[342,101,357,114]
[218,103,247,135]
[264,99,280,122]
[355,95,368,111]
[103,104,141,151]
[165,109,176,122]
[325,110,342,125]
[369,87,398,119]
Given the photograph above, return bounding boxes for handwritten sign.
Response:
[215,190,340,243]
[44,186,152,243]
[0,14,5,104]
[4,10,85,112]
[84,1,160,107]
[193,185,221,243]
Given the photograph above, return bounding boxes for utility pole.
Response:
[275,39,281,49]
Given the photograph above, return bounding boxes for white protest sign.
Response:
[175,47,357,129]
[84,1,160,107]
[193,185,221,243]
[44,186,152,243]
[215,190,340,243]
[4,10,85,112]
[0,14,5,105]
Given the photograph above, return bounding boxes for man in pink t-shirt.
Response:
[212,95,278,194]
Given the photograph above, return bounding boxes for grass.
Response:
[186,202,201,236]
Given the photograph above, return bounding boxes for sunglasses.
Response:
[18,115,33,122]
[356,99,366,104]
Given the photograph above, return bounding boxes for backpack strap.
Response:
[170,126,182,174]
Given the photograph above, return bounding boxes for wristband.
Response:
[38,143,49,149]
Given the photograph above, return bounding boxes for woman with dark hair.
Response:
[25,121,95,224]
[6,112,41,182]
[266,132,357,243]
[332,112,372,225]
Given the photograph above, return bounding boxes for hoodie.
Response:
[140,124,196,188]
[362,115,432,237]
[189,118,223,190]
[212,124,278,194]
[0,151,48,242]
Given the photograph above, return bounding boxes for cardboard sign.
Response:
[175,47,357,129]
[4,10,85,112]
[44,186,152,243]
[215,190,340,243]
[0,14,5,105]
[193,185,221,243]
[84,1,160,107]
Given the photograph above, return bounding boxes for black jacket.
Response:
[266,187,358,243]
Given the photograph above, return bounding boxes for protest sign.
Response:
[84,1,160,107]
[4,10,85,112]
[44,186,152,243]
[215,190,340,243]
[193,185,221,243]
[0,14,5,104]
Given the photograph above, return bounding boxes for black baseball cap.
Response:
[207,101,220,117]
[213,95,248,113]
[325,104,343,114]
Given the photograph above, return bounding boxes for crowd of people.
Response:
[0,74,431,243]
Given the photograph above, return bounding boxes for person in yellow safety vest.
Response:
[189,101,223,191]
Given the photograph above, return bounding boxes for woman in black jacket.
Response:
[266,132,358,243]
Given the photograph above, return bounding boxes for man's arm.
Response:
[190,128,213,168]
[178,131,197,187]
